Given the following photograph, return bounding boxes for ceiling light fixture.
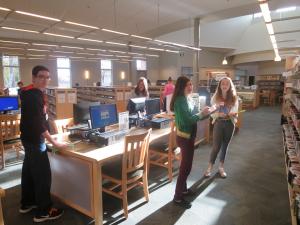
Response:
[130,34,152,40]
[101,28,129,36]
[222,57,228,65]
[61,45,84,50]
[128,52,143,55]
[115,55,130,58]
[154,39,170,44]
[76,52,95,55]
[27,54,46,57]
[77,37,103,43]
[108,50,127,54]
[105,41,127,46]
[1,26,39,33]
[0,40,28,45]
[274,55,281,61]
[49,55,67,58]
[86,48,107,52]
[0,7,11,11]
[28,49,50,52]
[70,56,85,59]
[146,54,159,57]
[44,32,74,39]
[15,10,61,22]
[266,23,274,35]
[259,2,271,23]
[0,46,23,50]
[97,54,114,57]
[129,44,147,49]
[165,50,179,53]
[270,35,276,43]
[64,21,99,29]
[32,43,58,47]
[53,50,73,54]
[148,47,164,51]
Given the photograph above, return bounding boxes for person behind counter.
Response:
[132,77,149,98]
[17,81,24,96]
[20,65,66,223]
[204,77,238,178]
[170,76,211,209]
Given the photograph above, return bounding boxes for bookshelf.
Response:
[76,86,132,112]
[148,86,163,98]
[282,56,300,225]
[46,87,77,120]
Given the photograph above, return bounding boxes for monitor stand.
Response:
[98,127,106,133]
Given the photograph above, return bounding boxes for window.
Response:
[100,60,112,86]
[57,58,71,88]
[136,60,147,71]
[2,56,20,94]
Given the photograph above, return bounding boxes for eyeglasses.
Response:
[37,75,51,80]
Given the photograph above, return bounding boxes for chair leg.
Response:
[168,155,173,182]
[0,148,4,170]
[142,173,149,202]
[122,192,128,219]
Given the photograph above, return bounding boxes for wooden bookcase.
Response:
[282,56,300,225]
[76,86,132,112]
[237,90,259,109]
[148,86,163,98]
[46,87,77,120]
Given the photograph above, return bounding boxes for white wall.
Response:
[257,61,285,75]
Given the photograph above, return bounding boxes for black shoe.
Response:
[33,208,64,223]
[182,189,194,196]
[173,198,192,209]
[19,205,37,214]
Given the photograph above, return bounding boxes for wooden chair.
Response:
[149,121,181,182]
[0,114,23,170]
[53,118,74,134]
[102,129,152,219]
[0,188,4,225]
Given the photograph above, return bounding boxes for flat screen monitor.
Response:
[127,97,146,114]
[0,96,19,112]
[145,98,160,116]
[89,104,118,130]
[73,102,100,124]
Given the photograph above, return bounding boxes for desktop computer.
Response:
[0,96,19,114]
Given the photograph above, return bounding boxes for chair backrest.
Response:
[54,118,74,134]
[123,129,152,175]
[0,114,21,141]
[169,120,177,151]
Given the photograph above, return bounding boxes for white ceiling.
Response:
[0,0,299,61]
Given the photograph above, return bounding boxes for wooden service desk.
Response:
[47,127,171,225]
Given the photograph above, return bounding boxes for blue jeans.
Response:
[21,141,52,214]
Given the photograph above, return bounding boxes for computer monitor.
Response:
[73,102,100,124]
[0,96,19,112]
[89,104,118,130]
[127,97,146,114]
[145,98,160,116]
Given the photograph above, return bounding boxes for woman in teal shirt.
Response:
[170,76,210,209]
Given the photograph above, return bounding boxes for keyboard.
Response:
[98,129,129,138]
[67,123,89,131]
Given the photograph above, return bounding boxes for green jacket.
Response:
[174,96,204,139]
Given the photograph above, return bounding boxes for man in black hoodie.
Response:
[20,65,66,223]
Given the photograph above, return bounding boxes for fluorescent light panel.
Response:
[44,32,74,39]
[101,29,128,36]
[146,54,159,57]
[53,50,73,54]
[0,46,23,50]
[32,43,58,47]
[0,7,11,11]
[15,10,61,22]
[1,26,39,33]
[109,50,127,54]
[86,48,107,52]
[77,37,103,43]
[0,40,28,45]
[105,41,127,46]
[130,35,152,40]
[28,49,50,52]
[61,45,84,50]
[266,23,274,35]
[259,2,272,23]
[270,35,276,43]
[64,21,99,29]
[166,50,179,53]
[148,47,164,51]
[129,45,147,49]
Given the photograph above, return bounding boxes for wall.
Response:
[257,61,285,75]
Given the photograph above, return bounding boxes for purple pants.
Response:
[174,135,195,200]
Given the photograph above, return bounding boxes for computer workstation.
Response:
[0,96,19,114]
[128,97,171,129]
